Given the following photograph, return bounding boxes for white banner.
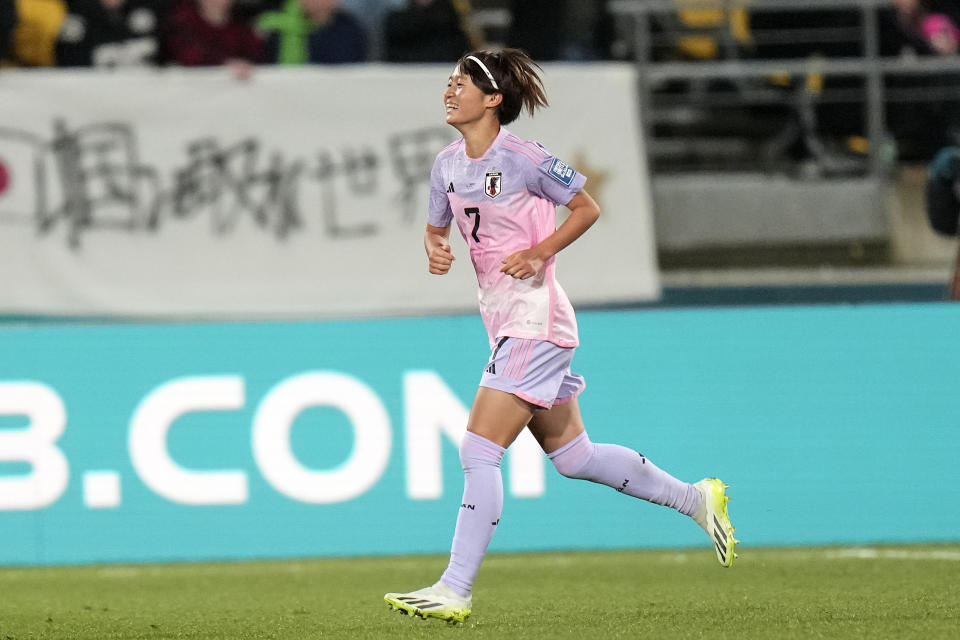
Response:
[0,65,658,319]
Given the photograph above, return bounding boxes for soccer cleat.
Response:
[693,477,739,567]
[384,581,472,623]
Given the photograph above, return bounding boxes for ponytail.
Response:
[456,48,548,124]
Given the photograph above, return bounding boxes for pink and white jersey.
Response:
[428,127,587,348]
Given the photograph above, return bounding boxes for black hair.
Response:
[455,48,548,125]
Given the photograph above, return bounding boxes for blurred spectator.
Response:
[382,0,468,62]
[4,0,65,66]
[234,0,276,19]
[884,0,960,55]
[505,0,614,61]
[55,0,166,67]
[924,146,960,299]
[923,12,960,53]
[340,0,402,60]
[1,0,16,60]
[558,0,614,61]
[926,146,960,235]
[506,0,564,60]
[163,0,264,78]
[879,0,960,159]
[257,0,367,63]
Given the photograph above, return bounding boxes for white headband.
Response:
[465,55,499,91]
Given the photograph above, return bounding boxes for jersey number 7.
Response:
[464,207,481,243]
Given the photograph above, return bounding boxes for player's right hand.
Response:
[428,244,455,275]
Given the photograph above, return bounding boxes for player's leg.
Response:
[440,387,533,595]
[385,386,534,621]
[528,395,738,566]
[529,396,700,512]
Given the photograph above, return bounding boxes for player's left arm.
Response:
[500,189,600,280]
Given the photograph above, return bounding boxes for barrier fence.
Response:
[2,303,958,565]
[0,65,657,319]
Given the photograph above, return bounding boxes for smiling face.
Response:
[443,65,499,129]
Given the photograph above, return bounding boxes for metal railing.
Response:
[608,0,960,174]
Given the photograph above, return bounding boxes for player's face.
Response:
[444,67,489,126]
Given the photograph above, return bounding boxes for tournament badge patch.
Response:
[484,171,502,198]
[548,158,576,186]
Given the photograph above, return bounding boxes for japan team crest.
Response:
[484,172,502,198]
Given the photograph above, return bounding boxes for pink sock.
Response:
[440,431,505,597]
[548,432,701,516]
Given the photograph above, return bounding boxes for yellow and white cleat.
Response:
[384,581,472,623]
[693,477,739,567]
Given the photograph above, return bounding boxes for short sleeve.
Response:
[524,143,588,206]
[427,155,453,227]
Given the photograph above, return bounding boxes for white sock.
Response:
[548,432,701,516]
[440,431,505,597]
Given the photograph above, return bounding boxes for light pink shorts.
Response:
[479,337,586,409]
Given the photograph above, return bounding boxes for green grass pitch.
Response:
[2,545,958,639]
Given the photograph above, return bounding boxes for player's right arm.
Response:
[425,224,455,275]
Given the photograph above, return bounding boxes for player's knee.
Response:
[548,432,595,479]
[551,455,588,479]
[459,431,505,470]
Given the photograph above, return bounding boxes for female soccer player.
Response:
[384,49,737,623]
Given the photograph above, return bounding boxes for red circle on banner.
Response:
[0,159,10,196]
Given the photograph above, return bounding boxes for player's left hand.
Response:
[500,248,544,280]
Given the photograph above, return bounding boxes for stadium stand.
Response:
[607,0,959,282]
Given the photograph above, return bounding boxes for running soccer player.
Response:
[384,48,738,624]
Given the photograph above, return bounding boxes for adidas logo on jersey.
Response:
[446,182,455,193]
